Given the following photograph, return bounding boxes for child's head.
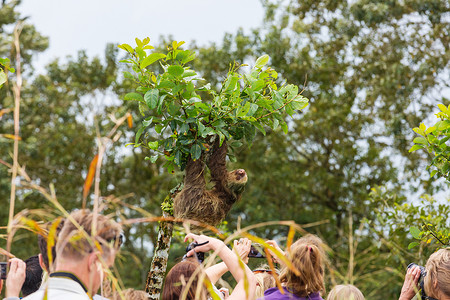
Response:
[253,264,278,298]
[326,284,365,300]
[279,234,326,296]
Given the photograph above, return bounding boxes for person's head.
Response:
[279,235,326,297]
[21,255,43,297]
[326,284,365,300]
[424,248,450,299]
[37,218,65,272]
[56,209,122,296]
[111,288,148,300]
[162,258,208,300]
[253,265,277,299]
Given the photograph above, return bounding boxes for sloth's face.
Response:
[227,169,248,194]
[232,169,248,183]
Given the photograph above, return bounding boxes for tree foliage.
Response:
[119,38,308,172]
[410,104,450,180]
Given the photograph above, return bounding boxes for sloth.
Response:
[173,138,248,227]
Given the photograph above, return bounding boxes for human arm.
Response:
[399,265,421,300]
[205,238,251,284]
[185,234,256,300]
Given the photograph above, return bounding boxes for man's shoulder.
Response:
[24,290,90,300]
[23,277,90,300]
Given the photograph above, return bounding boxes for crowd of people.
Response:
[0,209,449,299]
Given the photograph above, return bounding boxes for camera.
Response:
[407,263,429,299]
[0,262,7,280]
[184,242,205,263]
[248,244,265,258]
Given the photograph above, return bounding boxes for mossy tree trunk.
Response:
[145,184,182,299]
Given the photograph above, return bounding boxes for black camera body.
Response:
[0,262,7,280]
[407,263,429,299]
[185,242,205,263]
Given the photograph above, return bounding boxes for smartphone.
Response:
[248,244,265,258]
[0,262,7,280]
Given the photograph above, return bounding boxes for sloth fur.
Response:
[173,138,248,227]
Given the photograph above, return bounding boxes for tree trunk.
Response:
[145,183,182,299]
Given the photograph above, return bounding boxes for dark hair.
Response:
[162,258,207,300]
[21,255,43,296]
[37,219,65,271]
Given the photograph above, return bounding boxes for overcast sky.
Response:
[18,0,264,72]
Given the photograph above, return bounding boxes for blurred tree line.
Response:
[1,0,449,298]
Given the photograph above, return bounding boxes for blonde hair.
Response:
[56,209,122,260]
[279,234,326,297]
[111,288,148,300]
[424,248,450,298]
[254,264,277,298]
[326,285,365,300]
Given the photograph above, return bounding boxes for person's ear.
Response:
[38,253,48,272]
[87,252,99,272]
[433,279,438,289]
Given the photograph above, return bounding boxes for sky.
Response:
[18,0,265,72]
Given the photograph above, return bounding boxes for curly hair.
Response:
[424,248,450,298]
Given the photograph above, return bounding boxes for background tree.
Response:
[188,0,449,297]
[0,1,173,290]
[1,0,449,299]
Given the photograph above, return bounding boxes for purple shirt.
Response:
[259,287,324,300]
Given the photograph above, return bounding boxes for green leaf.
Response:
[280,120,288,134]
[142,117,153,127]
[174,150,182,166]
[140,53,166,69]
[118,43,134,53]
[158,80,175,89]
[155,124,164,134]
[124,92,143,102]
[413,127,425,136]
[408,242,419,249]
[148,141,158,150]
[251,79,265,91]
[138,102,148,116]
[419,123,426,132]
[194,102,210,112]
[190,144,201,160]
[135,127,145,144]
[410,226,421,239]
[135,38,143,48]
[272,118,279,130]
[168,65,184,77]
[409,144,424,152]
[243,124,256,142]
[247,103,259,116]
[144,89,159,109]
[430,170,438,178]
[149,155,158,163]
[437,120,450,131]
[253,122,266,135]
[0,71,7,86]
[425,126,437,135]
[230,141,243,148]
[438,103,447,113]
[238,102,251,117]
[255,54,270,69]
[413,137,428,145]
[179,123,189,135]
